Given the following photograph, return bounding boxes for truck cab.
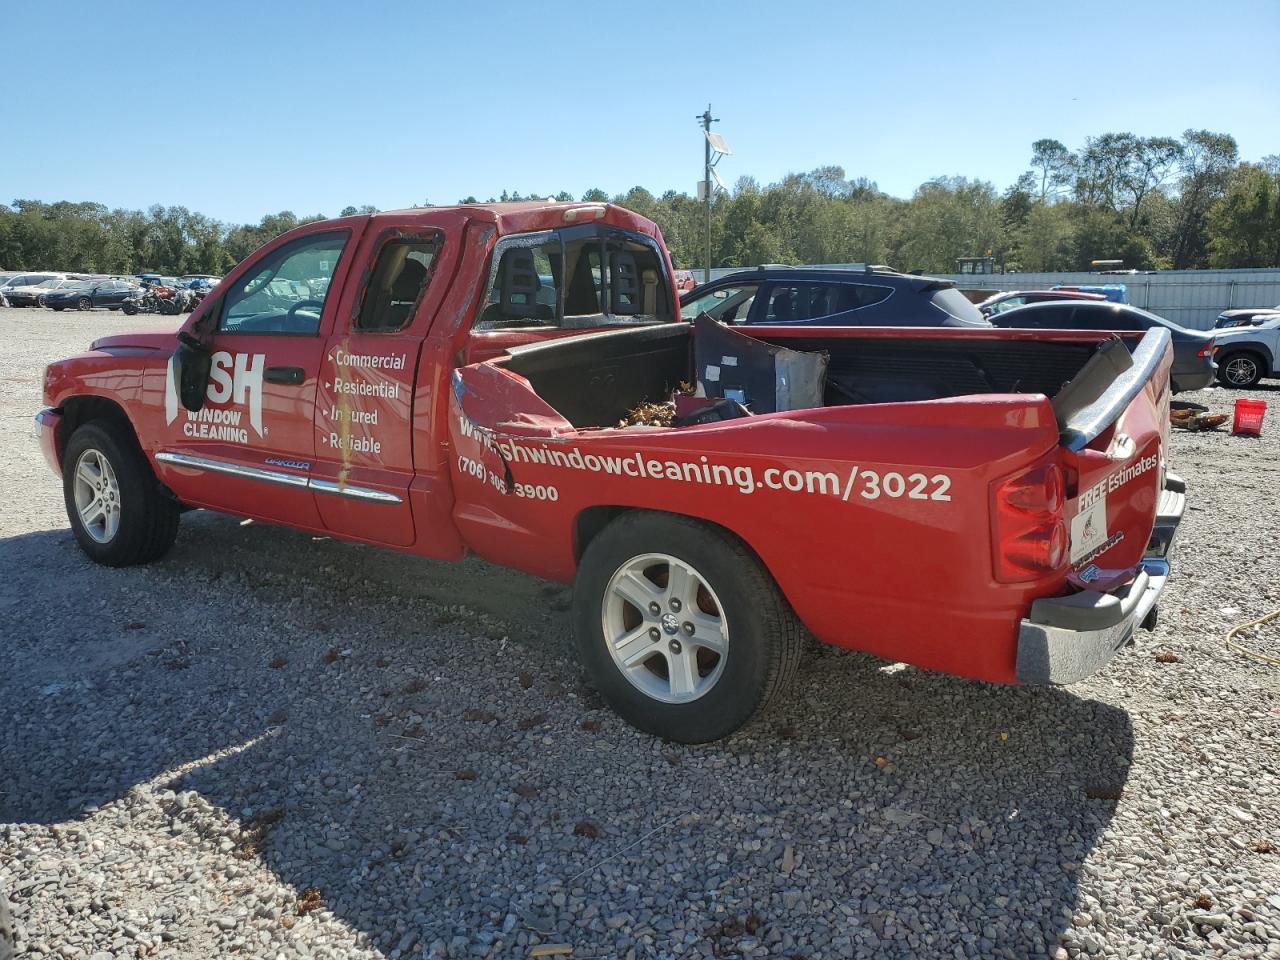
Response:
[40,202,676,552]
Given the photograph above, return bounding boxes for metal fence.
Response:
[699,266,1280,330]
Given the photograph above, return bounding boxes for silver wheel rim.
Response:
[1225,357,1257,385]
[79,298,91,310]
[601,552,729,704]
[73,448,121,544]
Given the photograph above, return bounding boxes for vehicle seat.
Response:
[384,257,427,328]
[772,290,797,321]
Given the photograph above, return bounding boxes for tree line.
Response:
[2,129,1276,277]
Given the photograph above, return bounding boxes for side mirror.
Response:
[173,331,212,412]
[1252,317,1266,326]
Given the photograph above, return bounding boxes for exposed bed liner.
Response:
[500,321,1162,437]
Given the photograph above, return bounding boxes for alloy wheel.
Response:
[1225,356,1259,385]
[73,449,121,543]
[601,553,729,703]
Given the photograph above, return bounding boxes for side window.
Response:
[220,231,348,335]
[356,237,438,332]
[681,284,758,323]
[1017,307,1069,328]
[765,284,836,322]
[1079,311,1142,331]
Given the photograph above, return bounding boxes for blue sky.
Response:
[5,0,1278,224]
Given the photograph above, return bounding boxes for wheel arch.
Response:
[1219,340,1273,368]
[573,505,782,594]
[56,395,144,465]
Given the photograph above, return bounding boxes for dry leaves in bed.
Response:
[616,382,696,428]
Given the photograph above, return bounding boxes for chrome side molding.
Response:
[155,451,402,504]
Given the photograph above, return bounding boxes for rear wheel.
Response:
[1217,351,1265,388]
[63,421,180,566]
[574,512,803,742]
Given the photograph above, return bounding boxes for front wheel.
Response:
[63,421,180,566]
[573,512,804,742]
[121,301,138,315]
[77,297,92,311]
[1217,352,1265,388]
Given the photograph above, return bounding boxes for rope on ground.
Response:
[1225,608,1280,666]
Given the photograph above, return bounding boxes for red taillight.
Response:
[1198,339,1214,359]
[993,463,1067,582]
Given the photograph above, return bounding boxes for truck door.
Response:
[155,229,353,529]
[311,229,448,546]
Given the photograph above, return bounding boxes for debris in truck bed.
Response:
[615,382,695,428]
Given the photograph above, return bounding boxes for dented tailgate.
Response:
[1058,330,1174,584]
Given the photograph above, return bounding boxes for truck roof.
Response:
[358,201,662,240]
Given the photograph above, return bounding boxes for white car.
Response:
[1,273,67,306]
[1213,316,1280,388]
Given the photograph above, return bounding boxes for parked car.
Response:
[1,273,66,305]
[681,268,990,328]
[44,279,141,311]
[6,276,76,307]
[990,301,1215,392]
[1052,284,1127,304]
[1211,315,1280,387]
[1215,304,1280,330]
[673,269,697,292]
[978,289,1107,317]
[35,202,1184,743]
[35,279,89,307]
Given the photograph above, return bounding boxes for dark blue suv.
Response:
[680,267,990,328]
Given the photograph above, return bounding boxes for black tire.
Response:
[121,301,138,316]
[77,296,92,311]
[1216,351,1266,388]
[62,421,180,566]
[573,511,803,743]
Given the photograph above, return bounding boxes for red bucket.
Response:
[1232,398,1267,436]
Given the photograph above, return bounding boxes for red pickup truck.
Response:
[36,202,1185,742]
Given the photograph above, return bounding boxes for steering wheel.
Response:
[287,298,324,320]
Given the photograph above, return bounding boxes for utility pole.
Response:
[699,104,717,284]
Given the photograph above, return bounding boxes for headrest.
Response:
[392,257,426,301]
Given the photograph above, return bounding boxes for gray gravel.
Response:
[1,305,1278,959]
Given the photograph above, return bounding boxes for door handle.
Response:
[264,366,305,385]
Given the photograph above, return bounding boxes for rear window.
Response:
[929,286,986,324]
[476,227,672,330]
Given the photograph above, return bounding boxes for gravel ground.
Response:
[1,305,1278,960]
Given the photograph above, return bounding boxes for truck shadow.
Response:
[0,514,1132,958]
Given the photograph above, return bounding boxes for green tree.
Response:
[1206,164,1280,267]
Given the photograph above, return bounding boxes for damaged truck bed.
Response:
[451,316,1184,710]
